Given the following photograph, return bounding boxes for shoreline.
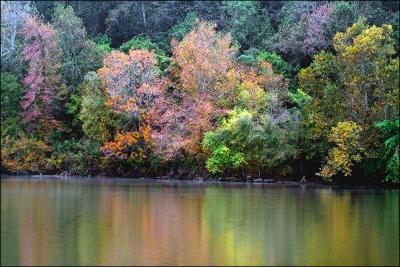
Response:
[1,173,399,189]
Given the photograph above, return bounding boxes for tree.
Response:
[203,106,299,177]
[76,40,106,75]
[151,92,219,160]
[299,19,399,178]
[21,16,63,134]
[1,134,52,174]
[318,121,363,180]
[1,1,399,180]
[238,50,298,79]
[203,109,251,175]
[66,1,116,37]
[376,118,399,183]
[273,2,333,65]
[79,72,114,143]
[225,1,273,52]
[97,50,163,173]
[93,33,113,53]
[1,1,33,74]
[119,34,170,71]
[168,11,197,44]
[1,72,24,136]
[202,58,300,177]
[52,4,103,85]
[302,3,333,55]
[105,2,149,47]
[1,72,24,123]
[101,125,151,163]
[150,20,239,163]
[324,2,357,44]
[97,49,163,123]
[172,19,237,96]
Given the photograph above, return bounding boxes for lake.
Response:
[1,176,399,266]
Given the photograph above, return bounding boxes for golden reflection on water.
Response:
[1,178,399,266]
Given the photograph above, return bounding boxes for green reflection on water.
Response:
[1,177,399,266]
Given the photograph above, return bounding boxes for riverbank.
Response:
[1,173,399,189]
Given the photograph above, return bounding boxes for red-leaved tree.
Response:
[21,16,63,132]
[150,92,221,159]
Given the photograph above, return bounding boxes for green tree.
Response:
[204,108,299,177]
[0,71,24,136]
[76,40,106,75]
[225,1,273,52]
[93,34,113,53]
[203,109,252,175]
[52,4,104,85]
[119,35,169,71]
[52,4,87,84]
[376,118,399,183]
[79,72,115,143]
[238,50,297,78]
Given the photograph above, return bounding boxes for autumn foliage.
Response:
[172,20,237,95]
[1,3,399,184]
[318,121,363,180]
[150,21,238,161]
[98,49,163,117]
[151,93,220,159]
[20,16,63,133]
[101,125,151,161]
[1,134,52,173]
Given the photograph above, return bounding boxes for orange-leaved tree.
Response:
[97,49,163,170]
[151,20,238,163]
[97,49,163,122]
[172,19,237,97]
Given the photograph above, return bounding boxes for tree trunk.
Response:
[142,1,147,32]
[364,89,369,112]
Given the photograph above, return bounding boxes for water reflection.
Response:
[1,177,399,266]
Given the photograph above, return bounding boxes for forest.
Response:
[1,1,399,184]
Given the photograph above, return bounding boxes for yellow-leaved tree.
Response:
[299,18,399,180]
[318,121,363,180]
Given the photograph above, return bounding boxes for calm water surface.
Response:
[1,176,399,266]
